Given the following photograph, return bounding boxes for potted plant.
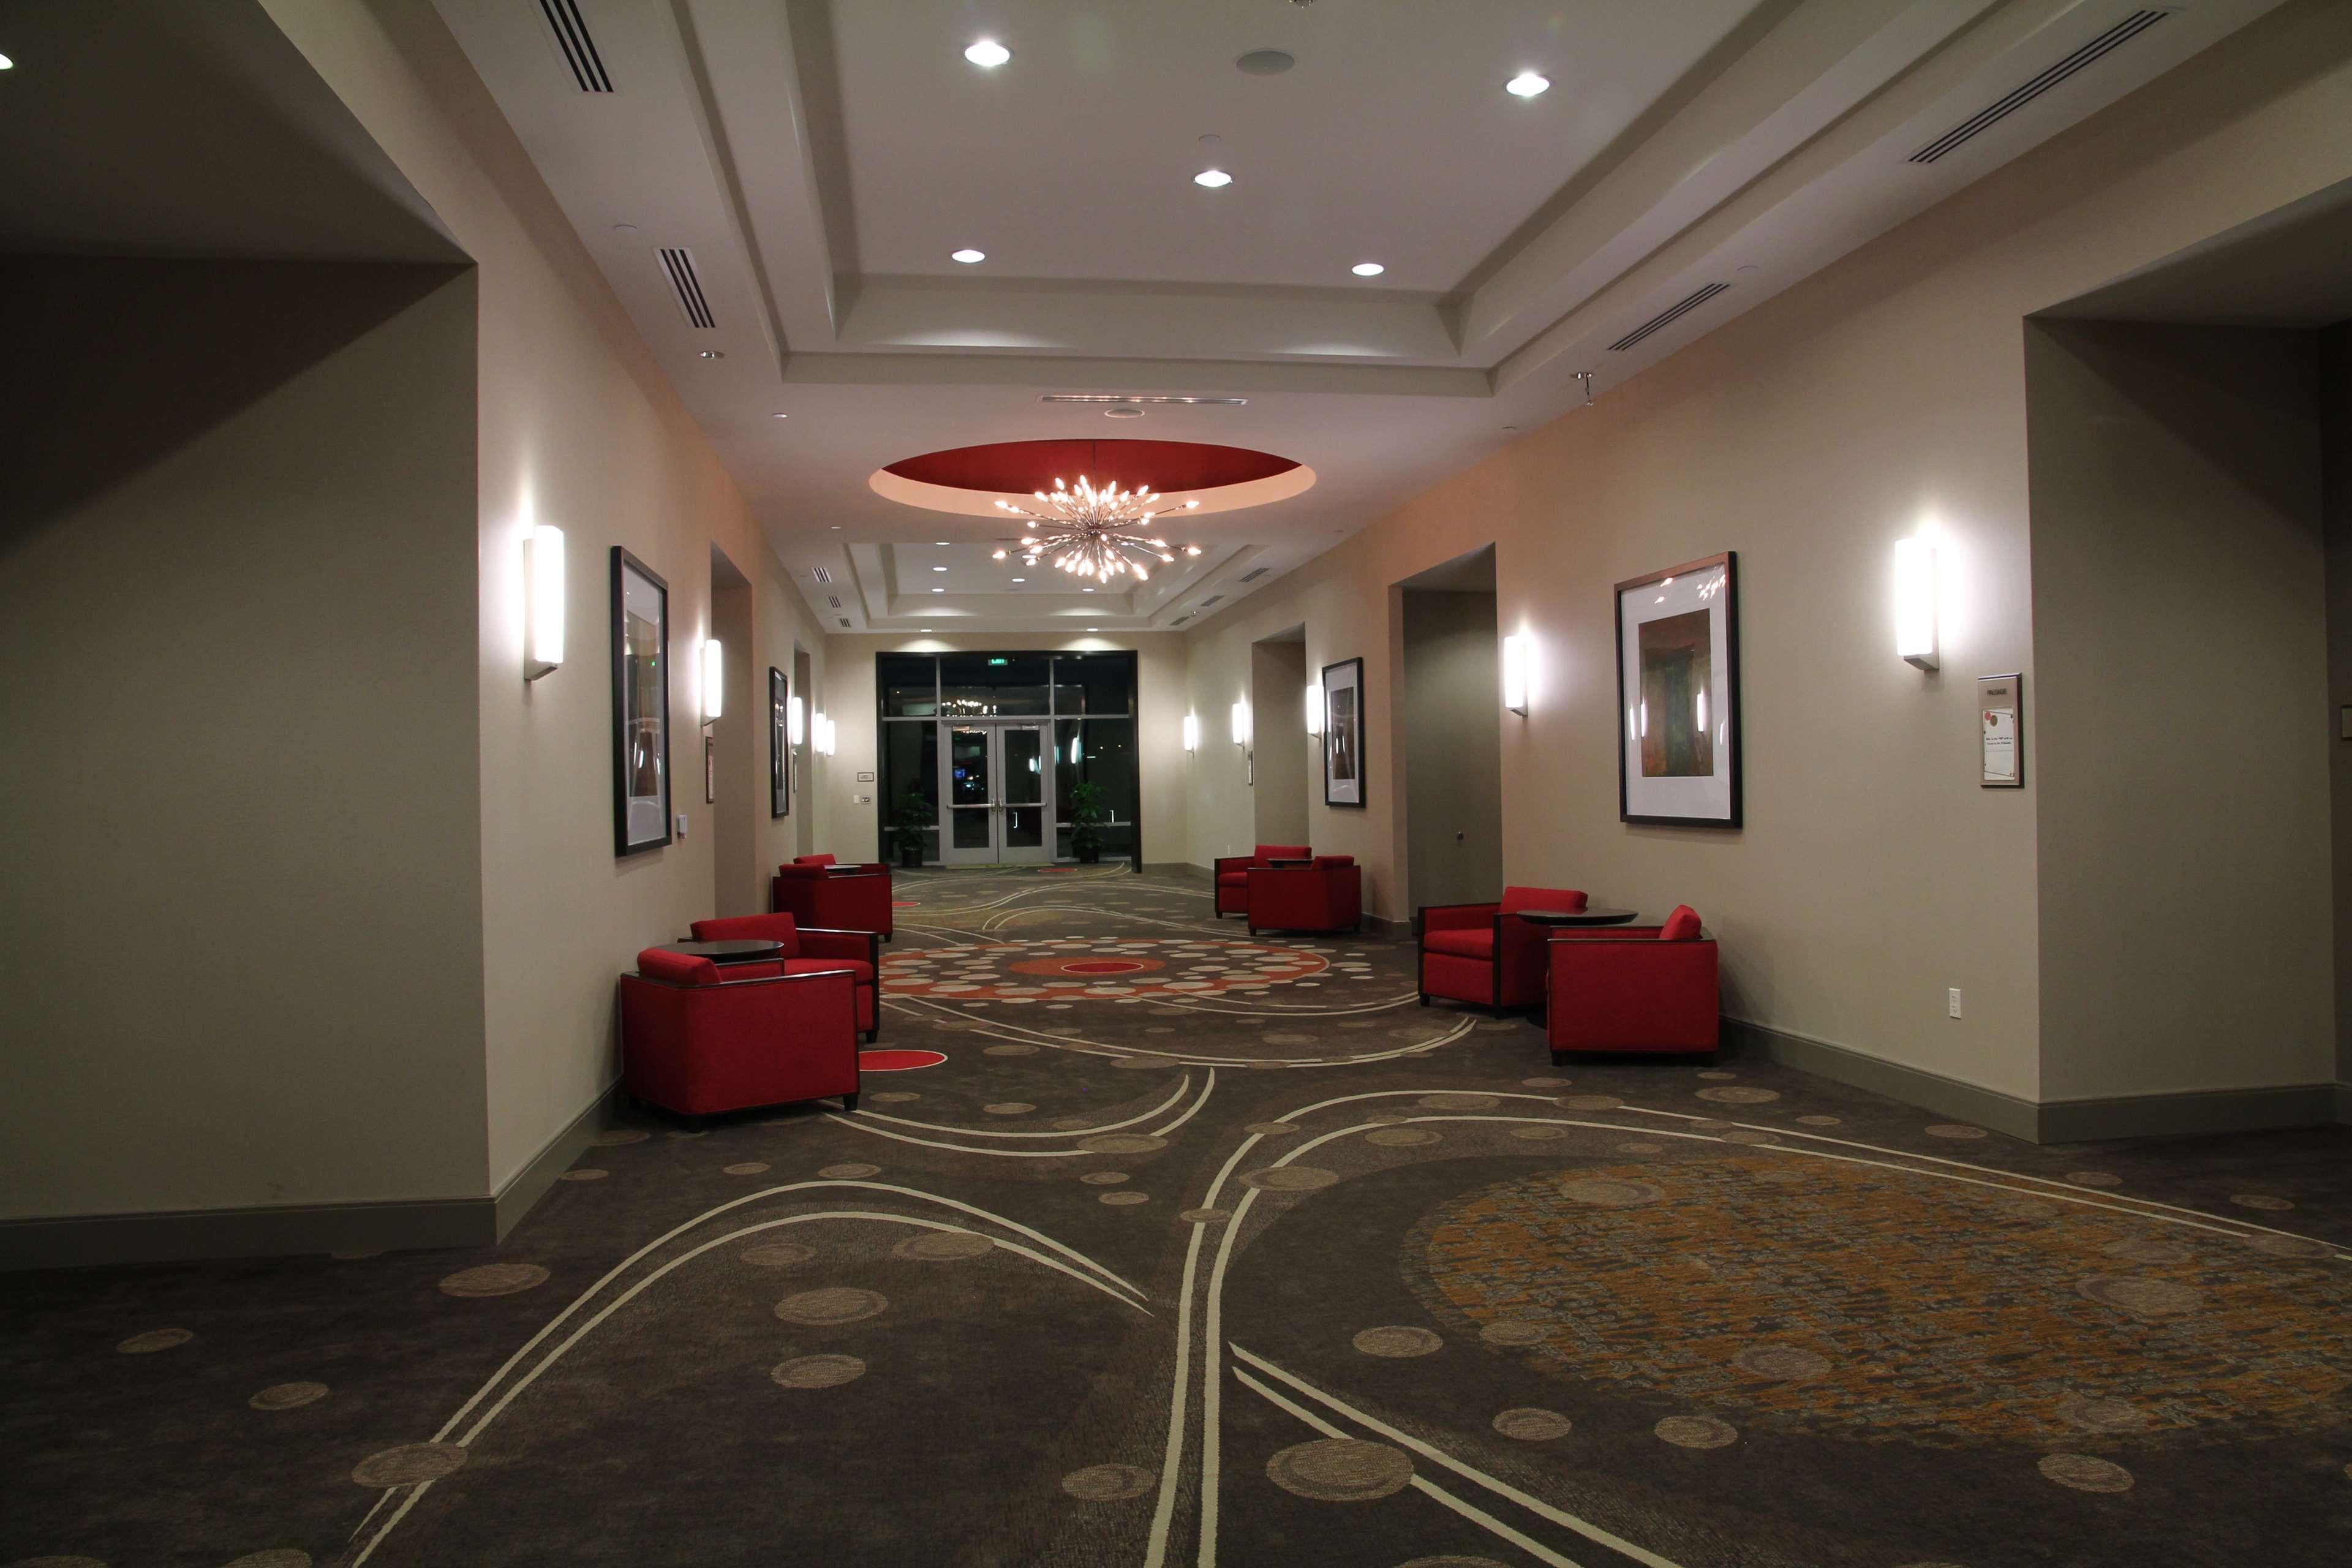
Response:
[889,790,932,869]
[1067,779,1110,865]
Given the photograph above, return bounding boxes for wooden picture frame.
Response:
[1615,551,1740,828]
[769,666,791,818]
[1321,655,1366,808]
[610,547,673,856]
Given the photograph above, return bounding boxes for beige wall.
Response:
[1250,639,1311,849]
[265,0,835,1194]
[1403,592,1504,914]
[1185,1,2352,1104]
[2029,321,2332,1102]
[821,632,1188,866]
[1,258,489,1218]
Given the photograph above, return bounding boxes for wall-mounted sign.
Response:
[1979,673,2022,788]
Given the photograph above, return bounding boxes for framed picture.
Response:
[1321,655,1366,808]
[610,547,673,856]
[1615,551,1740,828]
[769,667,791,817]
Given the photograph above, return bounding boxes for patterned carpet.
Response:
[6,865,2351,1567]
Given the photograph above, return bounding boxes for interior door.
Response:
[997,725,1052,864]
[941,725,995,865]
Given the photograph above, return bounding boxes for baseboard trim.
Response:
[492,1080,624,1240]
[1724,1018,2041,1140]
[2037,1082,2340,1143]
[1148,861,1210,881]
[1727,1018,2347,1144]
[0,1084,621,1272]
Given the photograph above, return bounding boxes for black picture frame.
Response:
[1614,550,1741,829]
[769,666,791,818]
[610,546,673,856]
[1321,655,1366,809]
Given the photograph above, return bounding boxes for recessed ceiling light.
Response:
[830,524,842,529]
[770,412,789,419]
[1351,262,1384,277]
[951,247,986,264]
[1194,168,1233,189]
[1011,577,1025,582]
[936,541,949,546]
[1088,627,1100,631]
[932,587,946,593]
[1506,72,1550,98]
[1235,49,1294,76]
[932,566,948,572]
[698,350,725,359]
[1081,587,1096,593]
[964,40,1011,67]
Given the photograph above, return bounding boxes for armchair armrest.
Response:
[1213,854,1254,876]
[799,926,880,967]
[1420,901,1500,933]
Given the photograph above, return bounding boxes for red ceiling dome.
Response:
[885,439,1298,495]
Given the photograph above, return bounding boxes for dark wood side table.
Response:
[1512,908,1640,927]
[660,939,785,965]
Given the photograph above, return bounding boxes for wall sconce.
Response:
[1182,714,1199,753]
[1305,681,1323,736]
[1501,634,1529,715]
[813,712,835,756]
[1231,699,1252,748]
[522,524,564,680]
[788,696,805,748]
[701,638,724,725]
[1894,537,1939,670]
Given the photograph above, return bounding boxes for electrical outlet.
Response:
[675,813,688,838]
[1947,987,1962,1019]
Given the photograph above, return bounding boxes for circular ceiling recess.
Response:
[872,439,1314,519]
[1236,49,1296,75]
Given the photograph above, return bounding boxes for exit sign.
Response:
[987,657,1009,666]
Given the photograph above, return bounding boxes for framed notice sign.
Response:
[1979,674,2022,788]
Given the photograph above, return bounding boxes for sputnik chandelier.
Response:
[990,473,1204,582]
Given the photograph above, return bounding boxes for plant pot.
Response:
[898,842,924,869]
[1075,845,1101,864]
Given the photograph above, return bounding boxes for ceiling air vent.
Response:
[1909,9,2170,164]
[837,617,851,628]
[1238,567,1270,583]
[658,247,716,329]
[1608,282,1732,352]
[1169,615,1193,627]
[826,595,842,610]
[1039,394,1248,407]
[811,565,833,584]
[538,0,614,93]
[1199,594,1224,608]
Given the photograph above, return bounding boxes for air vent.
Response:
[658,247,716,329]
[837,617,851,628]
[538,0,614,93]
[1199,594,1224,608]
[1169,615,1193,627]
[811,566,833,584]
[1237,567,1270,583]
[826,595,842,610]
[1608,282,1732,352]
[1039,394,1248,407]
[1909,9,2169,164]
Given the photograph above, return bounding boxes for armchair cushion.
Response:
[794,853,838,867]
[691,913,802,957]
[1660,905,1702,941]
[1422,927,1493,960]
[1500,885,1587,915]
[1256,843,1310,862]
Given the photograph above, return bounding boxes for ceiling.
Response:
[0,0,460,263]
[2044,173,2352,328]
[430,0,2289,635]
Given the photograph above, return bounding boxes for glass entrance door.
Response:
[940,724,1054,865]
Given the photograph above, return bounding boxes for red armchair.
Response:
[1213,843,1311,919]
[1545,905,1718,1065]
[1246,855,1363,935]
[774,856,894,940]
[619,949,861,1118]
[690,913,881,1043]
[1419,885,1589,1011]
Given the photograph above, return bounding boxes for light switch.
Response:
[674,813,688,837]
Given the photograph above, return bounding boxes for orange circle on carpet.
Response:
[1008,954,1168,979]
[859,1049,946,1072]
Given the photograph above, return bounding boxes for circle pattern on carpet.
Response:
[881,938,1327,1003]
[1265,1439,1414,1501]
[859,1049,947,1072]
[1415,1157,2352,1442]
